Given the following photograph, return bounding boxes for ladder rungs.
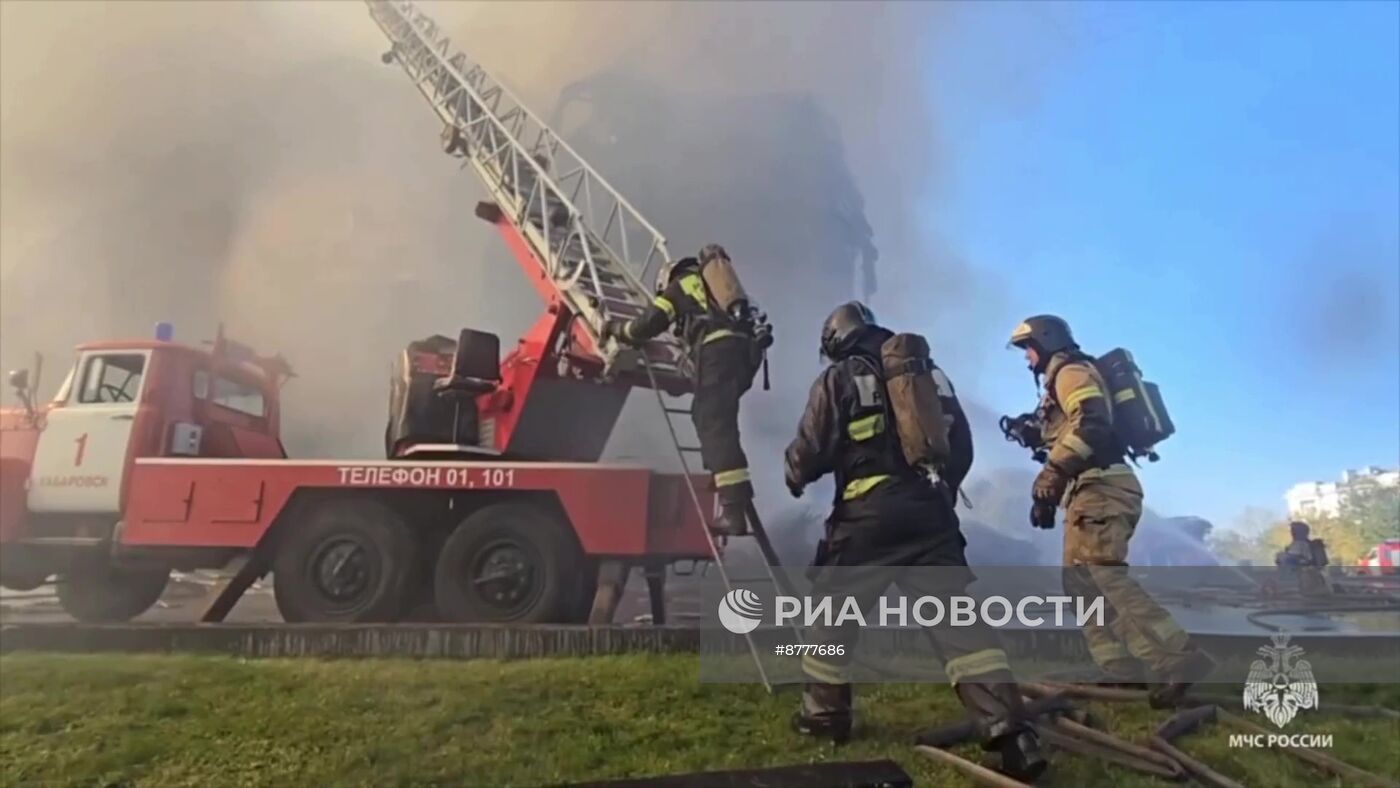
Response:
[580,284,641,302]
[580,289,640,304]
[663,407,692,416]
[676,446,704,453]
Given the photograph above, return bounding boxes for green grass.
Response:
[0,654,1396,787]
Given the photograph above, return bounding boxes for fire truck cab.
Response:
[0,327,288,618]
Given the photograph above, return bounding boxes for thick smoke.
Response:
[2,1,1109,567]
[0,1,542,455]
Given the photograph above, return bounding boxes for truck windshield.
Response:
[194,370,266,417]
[77,354,146,404]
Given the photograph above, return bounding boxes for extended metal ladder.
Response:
[366,0,798,690]
[366,0,685,383]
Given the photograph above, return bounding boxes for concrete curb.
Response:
[0,623,1093,660]
[2,624,1393,669]
[0,623,701,659]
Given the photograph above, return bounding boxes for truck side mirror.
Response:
[8,368,34,419]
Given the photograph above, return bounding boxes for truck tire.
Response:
[57,562,169,623]
[273,498,417,623]
[0,552,50,592]
[434,503,587,623]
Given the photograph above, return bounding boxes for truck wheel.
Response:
[434,503,586,623]
[57,562,169,623]
[273,499,417,623]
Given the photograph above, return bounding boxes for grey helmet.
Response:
[821,301,878,361]
[1009,314,1078,373]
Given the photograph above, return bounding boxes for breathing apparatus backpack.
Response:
[878,333,952,470]
[1091,348,1175,462]
[1309,539,1330,568]
[697,245,773,351]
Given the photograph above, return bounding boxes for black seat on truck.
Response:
[433,328,501,397]
[385,328,501,458]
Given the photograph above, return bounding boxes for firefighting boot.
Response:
[1148,647,1218,709]
[956,681,1049,783]
[793,684,853,745]
[999,730,1048,783]
[709,502,750,537]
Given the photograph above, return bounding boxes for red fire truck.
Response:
[1359,539,1400,576]
[0,0,730,624]
[0,311,712,625]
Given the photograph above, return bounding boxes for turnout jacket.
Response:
[785,328,972,523]
[620,267,740,349]
[1039,351,1126,480]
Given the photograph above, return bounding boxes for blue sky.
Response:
[926,1,1399,530]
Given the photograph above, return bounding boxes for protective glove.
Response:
[784,463,805,499]
[1030,500,1058,530]
[602,318,635,346]
[1032,462,1071,505]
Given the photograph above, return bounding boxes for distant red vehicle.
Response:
[1358,539,1400,576]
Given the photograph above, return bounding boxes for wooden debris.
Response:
[1052,716,1184,776]
[1154,704,1218,742]
[913,745,1032,788]
[1021,680,1149,703]
[1189,694,1400,720]
[1033,724,1183,780]
[1148,734,1244,788]
[1217,709,1400,788]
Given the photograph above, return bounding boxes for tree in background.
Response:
[1210,528,1270,565]
[1209,506,1279,565]
[1212,484,1400,566]
[1343,480,1400,553]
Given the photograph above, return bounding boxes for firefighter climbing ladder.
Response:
[366,0,799,690]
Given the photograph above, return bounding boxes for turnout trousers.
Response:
[1062,471,1194,675]
[800,504,1028,744]
[690,334,759,507]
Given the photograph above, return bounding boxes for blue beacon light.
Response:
[155,322,175,342]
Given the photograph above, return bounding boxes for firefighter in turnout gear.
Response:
[604,247,763,536]
[784,303,1045,781]
[1009,315,1214,706]
[1276,520,1331,596]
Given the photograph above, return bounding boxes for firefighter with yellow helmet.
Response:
[604,245,769,536]
[1008,314,1213,706]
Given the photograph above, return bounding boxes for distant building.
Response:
[1286,466,1400,518]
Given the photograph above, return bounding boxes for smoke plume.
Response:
[1,0,1069,564]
